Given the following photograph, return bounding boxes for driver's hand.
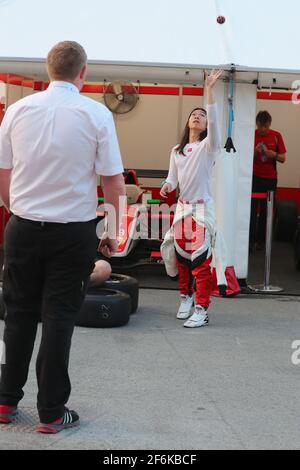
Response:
[160,183,172,199]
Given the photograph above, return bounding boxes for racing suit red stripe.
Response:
[174,219,213,309]
[176,256,213,308]
[176,259,194,297]
[192,255,213,309]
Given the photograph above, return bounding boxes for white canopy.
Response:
[0,0,299,84]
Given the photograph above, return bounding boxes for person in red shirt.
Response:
[250,111,287,249]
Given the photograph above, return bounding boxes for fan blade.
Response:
[110,99,123,112]
[115,101,136,114]
[114,102,124,113]
[123,93,138,108]
[112,81,123,96]
[104,93,119,110]
[106,98,124,113]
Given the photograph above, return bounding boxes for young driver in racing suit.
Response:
[160,70,226,328]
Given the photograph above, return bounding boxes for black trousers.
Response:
[250,176,277,244]
[0,215,97,423]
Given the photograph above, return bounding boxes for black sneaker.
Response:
[36,409,80,434]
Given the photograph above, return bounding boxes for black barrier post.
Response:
[249,191,284,293]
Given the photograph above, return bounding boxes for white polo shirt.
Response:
[0,81,124,222]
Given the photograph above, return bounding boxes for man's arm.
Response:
[275,132,287,164]
[95,112,126,257]
[98,173,126,257]
[0,169,11,211]
[277,153,286,164]
[0,109,13,210]
[264,150,286,163]
[102,173,126,237]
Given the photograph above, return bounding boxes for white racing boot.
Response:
[183,305,209,328]
[177,295,194,320]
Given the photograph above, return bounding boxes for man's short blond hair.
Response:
[47,41,87,81]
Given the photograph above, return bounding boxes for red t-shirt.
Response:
[253,129,286,180]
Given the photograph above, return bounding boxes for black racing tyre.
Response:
[295,229,300,271]
[76,288,131,328]
[0,283,5,321]
[102,274,139,314]
[274,200,298,242]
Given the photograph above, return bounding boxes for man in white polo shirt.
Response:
[0,41,125,433]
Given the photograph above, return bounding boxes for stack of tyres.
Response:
[102,273,139,314]
[76,288,132,328]
[0,274,139,328]
[76,273,139,328]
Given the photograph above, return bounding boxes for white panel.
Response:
[211,82,239,267]
[214,150,239,267]
[211,82,257,279]
[234,84,257,279]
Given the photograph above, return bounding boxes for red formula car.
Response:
[96,169,176,270]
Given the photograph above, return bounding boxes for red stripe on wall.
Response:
[80,85,202,96]
[40,84,180,95]
[33,82,44,91]
[182,88,204,96]
[69,85,204,96]
[3,76,23,86]
[81,84,105,93]
[138,86,179,95]
[0,73,32,87]
[21,80,34,89]
[257,91,294,101]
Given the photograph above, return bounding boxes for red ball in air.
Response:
[217,16,226,24]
